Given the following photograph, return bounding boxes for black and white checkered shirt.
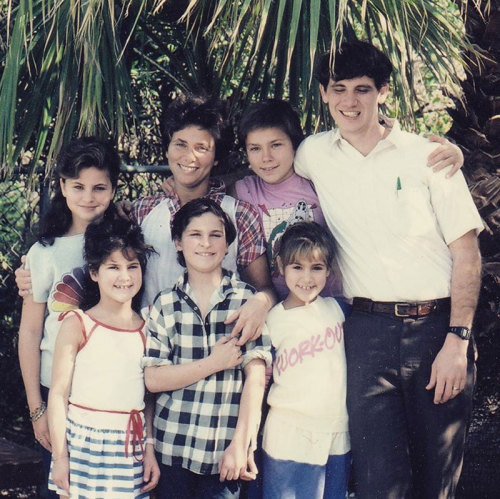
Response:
[143,270,272,474]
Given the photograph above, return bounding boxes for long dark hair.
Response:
[38,137,121,246]
[80,213,155,312]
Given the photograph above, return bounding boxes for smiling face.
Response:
[279,250,330,309]
[60,167,115,234]
[174,212,228,277]
[245,127,295,185]
[167,125,217,192]
[320,76,388,144]
[90,249,142,306]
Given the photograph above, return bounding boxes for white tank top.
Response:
[64,310,146,413]
[140,196,239,307]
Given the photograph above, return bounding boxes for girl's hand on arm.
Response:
[141,446,160,492]
[15,255,32,297]
[427,136,464,177]
[51,455,70,495]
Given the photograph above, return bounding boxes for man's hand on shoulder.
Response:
[427,135,464,178]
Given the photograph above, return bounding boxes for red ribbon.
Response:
[124,409,145,462]
[70,403,145,462]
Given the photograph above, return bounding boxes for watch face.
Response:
[449,327,471,340]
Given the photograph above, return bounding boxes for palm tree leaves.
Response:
[0,0,484,176]
[0,0,144,176]
[176,0,475,130]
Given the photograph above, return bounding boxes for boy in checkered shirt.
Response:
[143,198,272,498]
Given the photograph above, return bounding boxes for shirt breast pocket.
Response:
[382,186,436,237]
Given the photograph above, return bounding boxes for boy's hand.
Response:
[115,200,133,220]
[219,441,247,482]
[427,136,464,177]
[15,255,32,297]
[140,445,161,492]
[209,337,242,372]
[51,455,70,495]
[161,176,177,196]
[225,292,270,345]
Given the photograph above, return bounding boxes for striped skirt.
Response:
[49,417,149,498]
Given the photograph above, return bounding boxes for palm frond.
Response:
[0,0,148,177]
[177,0,479,131]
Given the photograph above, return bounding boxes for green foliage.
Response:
[0,0,482,176]
[0,0,146,175]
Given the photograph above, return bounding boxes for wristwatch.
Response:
[448,326,472,340]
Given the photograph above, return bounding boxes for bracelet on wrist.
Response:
[30,401,47,422]
[145,438,155,446]
[52,454,69,461]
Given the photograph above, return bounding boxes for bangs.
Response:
[280,244,329,268]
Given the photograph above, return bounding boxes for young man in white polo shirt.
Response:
[294,40,483,499]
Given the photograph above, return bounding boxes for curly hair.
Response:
[161,94,234,164]
[80,213,155,312]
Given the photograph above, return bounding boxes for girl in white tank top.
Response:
[47,215,160,498]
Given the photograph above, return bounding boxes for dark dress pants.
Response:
[344,310,475,499]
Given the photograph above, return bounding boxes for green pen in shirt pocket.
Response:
[396,176,402,197]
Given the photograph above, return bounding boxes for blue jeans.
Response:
[156,458,240,498]
[262,451,351,499]
[345,309,475,499]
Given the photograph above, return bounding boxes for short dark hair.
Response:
[56,136,121,188]
[315,40,393,90]
[278,222,336,269]
[81,213,155,311]
[38,137,121,245]
[171,198,237,267]
[238,99,304,151]
[161,94,233,163]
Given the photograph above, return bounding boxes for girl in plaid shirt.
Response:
[143,198,272,499]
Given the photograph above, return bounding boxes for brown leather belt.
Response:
[352,297,451,318]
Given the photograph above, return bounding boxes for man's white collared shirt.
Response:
[294,122,483,301]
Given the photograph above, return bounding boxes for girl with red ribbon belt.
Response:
[47,215,159,498]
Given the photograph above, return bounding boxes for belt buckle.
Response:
[394,303,411,317]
